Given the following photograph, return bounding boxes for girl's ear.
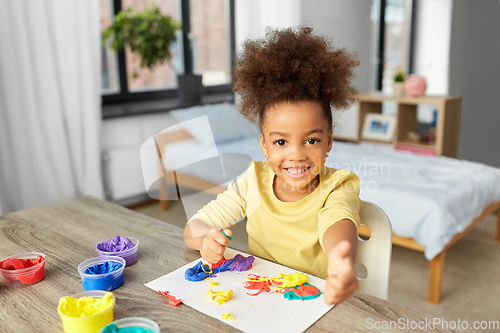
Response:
[260,133,268,157]
[327,130,333,151]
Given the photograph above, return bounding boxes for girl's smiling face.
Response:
[260,101,333,200]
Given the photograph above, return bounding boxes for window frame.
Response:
[373,0,416,91]
[102,0,236,105]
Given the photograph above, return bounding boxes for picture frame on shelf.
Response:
[361,113,396,142]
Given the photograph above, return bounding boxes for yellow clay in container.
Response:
[58,291,115,333]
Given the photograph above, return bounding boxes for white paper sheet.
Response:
[145,248,334,333]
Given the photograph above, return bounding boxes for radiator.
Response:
[102,146,150,202]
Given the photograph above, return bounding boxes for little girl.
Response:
[184,26,362,305]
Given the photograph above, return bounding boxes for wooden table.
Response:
[0,196,467,332]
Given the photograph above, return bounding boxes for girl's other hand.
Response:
[200,228,232,263]
[324,240,358,305]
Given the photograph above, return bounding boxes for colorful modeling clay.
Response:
[84,261,123,275]
[185,255,255,282]
[0,255,45,285]
[208,289,233,305]
[97,236,135,252]
[58,292,114,317]
[283,282,322,301]
[211,257,226,269]
[209,282,220,287]
[158,290,182,306]
[185,262,213,281]
[271,273,308,290]
[0,255,44,270]
[244,272,308,296]
[222,312,235,320]
[226,254,254,271]
[102,324,154,333]
[244,275,272,296]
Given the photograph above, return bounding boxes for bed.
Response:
[153,103,500,303]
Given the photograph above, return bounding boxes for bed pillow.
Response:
[169,103,260,146]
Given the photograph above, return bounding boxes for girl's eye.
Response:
[274,139,286,146]
[307,138,320,144]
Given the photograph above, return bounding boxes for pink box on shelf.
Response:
[396,145,436,156]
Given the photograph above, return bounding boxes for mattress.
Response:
[163,138,500,260]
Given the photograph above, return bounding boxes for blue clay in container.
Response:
[78,256,125,291]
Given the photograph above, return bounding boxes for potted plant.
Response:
[393,70,405,97]
[102,4,203,102]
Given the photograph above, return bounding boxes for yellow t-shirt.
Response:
[188,161,362,278]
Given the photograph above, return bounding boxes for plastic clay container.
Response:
[0,252,46,287]
[78,256,125,291]
[96,237,139,266]
[98,317,160,333]
[58,290,115,333]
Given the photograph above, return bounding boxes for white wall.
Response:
[412,0,453,95]
[235,0,301,52]
[448,0,500,168]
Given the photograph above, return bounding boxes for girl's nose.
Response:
[288,144,307,161]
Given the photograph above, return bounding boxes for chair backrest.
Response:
[354,201,392,300]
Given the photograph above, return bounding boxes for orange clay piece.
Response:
[158,290,182,306]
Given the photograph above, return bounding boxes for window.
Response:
[371,0,415,93]
[189,0,232,86]
[100,0,120,94]
[122,0,181,92]
[101,0,235,105]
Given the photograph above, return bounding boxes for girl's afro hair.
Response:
[232,26,360,129]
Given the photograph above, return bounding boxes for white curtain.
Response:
[235,0,302,52]
[0,0,104,214]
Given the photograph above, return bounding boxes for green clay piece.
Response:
[101,323,154,333]
[221,230,232,241]
[283,282,322,301]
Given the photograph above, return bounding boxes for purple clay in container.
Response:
[96,236,139,266]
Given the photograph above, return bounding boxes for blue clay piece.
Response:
[185,261,211,282]
[84,261,123,275]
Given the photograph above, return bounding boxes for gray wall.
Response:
[448,0,500,168]
[300,0,372,92]
[300,0,372,137]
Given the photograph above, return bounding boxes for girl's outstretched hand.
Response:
[200,228,232,264]
[324,240,358,305]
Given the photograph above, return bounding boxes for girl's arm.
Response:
[322,219,359,305]
[322,219,358,261]
[183,163,253,262]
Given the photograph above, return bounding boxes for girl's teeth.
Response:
[287,167,307,174]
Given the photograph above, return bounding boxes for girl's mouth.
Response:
[283,166,312,178]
